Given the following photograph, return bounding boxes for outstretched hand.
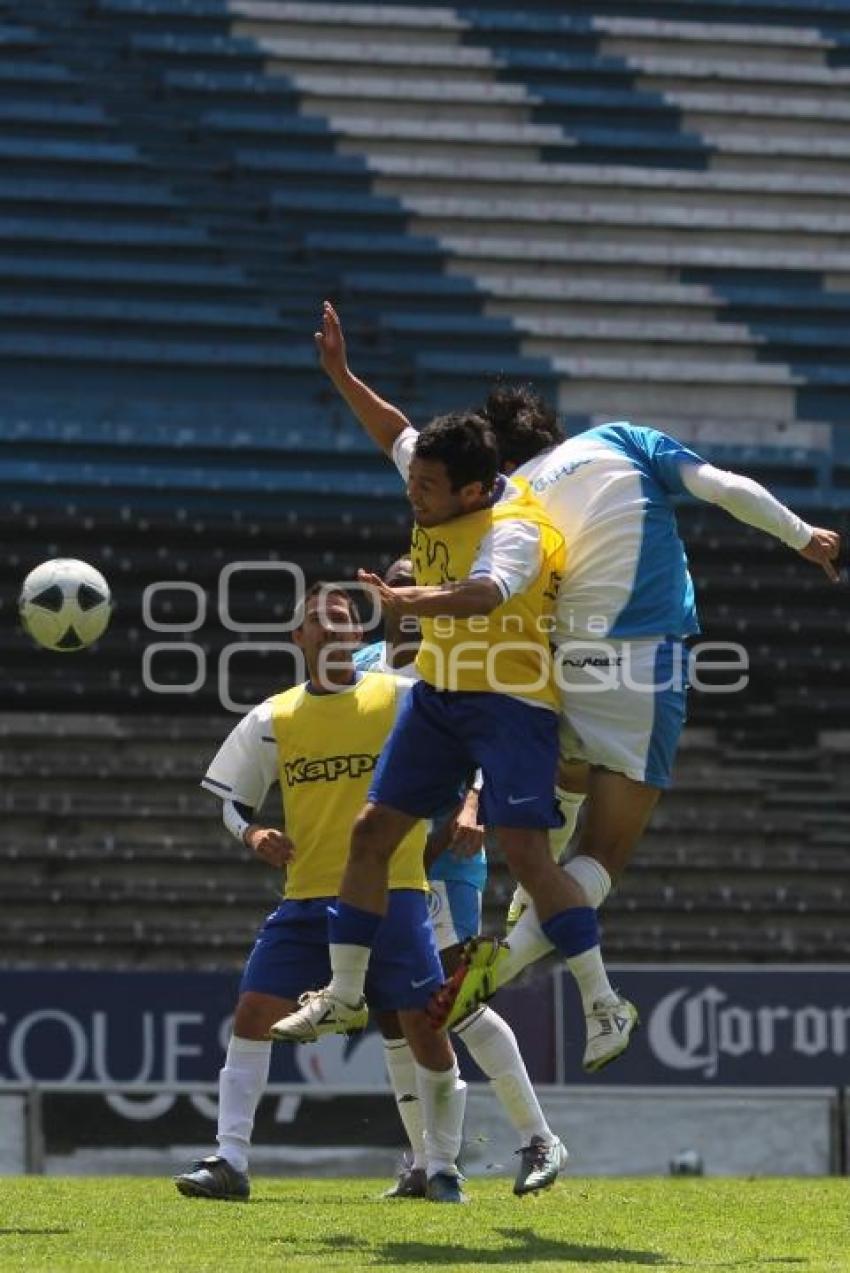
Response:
[798,527,842,582]
[314,300,348,381]
[357,568,406,616]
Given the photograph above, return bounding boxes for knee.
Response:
[232,992,292,1041]
[401,1012,456,1071]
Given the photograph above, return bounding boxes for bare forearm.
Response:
[396,579,503,618]
[329,366,412,456]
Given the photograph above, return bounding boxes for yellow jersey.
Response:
[269,672,427,899]
[411,477,565,708]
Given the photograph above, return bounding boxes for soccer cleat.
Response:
[174,1155,250,1201]
[427,937,510,1031]
[425,1171,468,1204]
[513,1136,569,1196]
[269,988,368,1043]
[382,1167,428,1199]
[505,885,530,931]
[583,996,639,1073]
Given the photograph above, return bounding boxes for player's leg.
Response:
[488,639,686,1064]
[370,888,468,1202]
[400,1010,468,1202]
[374,1007,428,1197]
[430,880,566,1193]
[274,684,473,1041]
[557,636,687,881]
[506,763,588,927]
[175,901,331,1199]
[452,1003,567,1194]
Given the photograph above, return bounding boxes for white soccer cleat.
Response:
[513,1135,569,1196]
[269,988,368,1044]
[582,996,639,1073]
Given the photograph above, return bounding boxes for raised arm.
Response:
[315,300,412,456]
[681,461,842,583]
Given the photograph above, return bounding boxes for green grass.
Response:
[1,1177,848,1273]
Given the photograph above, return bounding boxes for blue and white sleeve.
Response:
[643,429,708,494]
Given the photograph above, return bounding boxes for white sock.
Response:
[454,1007,552,1146]
[499,908,554,985]
[548,788,586,861]
[216,1035,271,1173]
[567,946,618,1012]
[414,1060,467,1179]
[564,855,611,909]
[328,943,371,1005]
[510,789,586,919]
[384,1038,426,1170]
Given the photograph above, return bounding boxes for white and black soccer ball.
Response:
[19,558,112,652]
[669,1149,704,1177]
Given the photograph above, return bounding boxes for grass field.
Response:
[1,1177,848,1273]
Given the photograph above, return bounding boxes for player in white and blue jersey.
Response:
[447,386,841,1004]
[354,558,568,1197]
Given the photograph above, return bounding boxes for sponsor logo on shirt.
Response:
[284,753,378,784]
[531,459,593,492]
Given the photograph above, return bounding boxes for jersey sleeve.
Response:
[391,426,418,482]
[201,700,278,808]
[469,520,542,602]
[680,461,813,549]
[641,429,708,494]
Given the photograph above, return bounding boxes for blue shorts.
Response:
[240,889,443,1011]
[370,681,561,829]
[427,880,482,952]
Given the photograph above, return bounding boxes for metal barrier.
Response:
[1,1081,846,1177]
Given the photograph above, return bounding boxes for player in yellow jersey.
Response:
[174,585,467,1204]
[273,311,631,1096]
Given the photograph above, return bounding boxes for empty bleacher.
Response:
[0,0,848,966]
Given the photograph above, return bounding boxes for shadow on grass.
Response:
[329,1227,665,1266]
[0,1229,71,1236]
[299,1229,807,1269]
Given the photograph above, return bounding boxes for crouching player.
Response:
[174,584,467,1204]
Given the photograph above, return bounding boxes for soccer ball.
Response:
[19,558,112,652]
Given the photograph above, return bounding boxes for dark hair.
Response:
[480,382,563,469]
[413,412,499,492]
[384,556,415,588]
[294,582,359,628]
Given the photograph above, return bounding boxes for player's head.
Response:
[479,382,563,473]
[409,412,499,526]
[293,583,362,683]
[381,556,421,656]
[384,556,415,589]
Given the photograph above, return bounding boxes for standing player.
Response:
[272,404,636,1073]
[355,558,568,1196]
[174,584,467,1204]
[311,301,841,1032]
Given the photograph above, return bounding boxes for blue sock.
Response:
[328,900,382,947]
[541,907,599,958]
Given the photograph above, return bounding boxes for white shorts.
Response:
[555,637,689,790]
[427,879,482,952]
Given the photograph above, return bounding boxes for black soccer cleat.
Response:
[382,1167,428,1199]
[174,1155,250,1201]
